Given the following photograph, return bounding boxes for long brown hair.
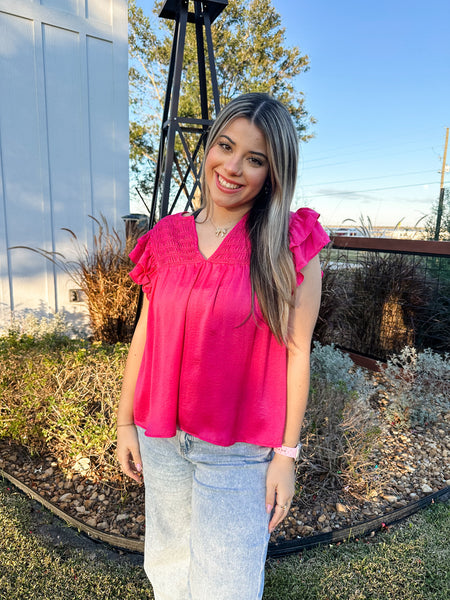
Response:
[200,93,299,344]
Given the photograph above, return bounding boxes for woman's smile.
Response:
[216,173,243,191]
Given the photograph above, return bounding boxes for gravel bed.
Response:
[0,417,448,546]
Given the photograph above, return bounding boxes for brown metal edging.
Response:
[343,350,384,372]
[2,466,448,559]
[331,236,450,256]
[0,467,144,553]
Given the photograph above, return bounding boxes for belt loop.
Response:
[178,429,193,455]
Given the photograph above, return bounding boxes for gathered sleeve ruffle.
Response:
[289,208,331,285]
[129,231,157,294]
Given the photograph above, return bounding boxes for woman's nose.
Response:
[224,155,242,176]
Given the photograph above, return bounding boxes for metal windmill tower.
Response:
[149,0,227,225]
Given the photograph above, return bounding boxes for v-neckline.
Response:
[190,213,248,261]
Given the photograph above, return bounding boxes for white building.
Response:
[0,0,128,329]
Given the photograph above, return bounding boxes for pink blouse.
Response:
[129,207,330,447]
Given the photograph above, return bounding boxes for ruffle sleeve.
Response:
[289,208,331,285]
[129,231,156,294]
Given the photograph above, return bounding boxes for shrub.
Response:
[315,244,450,362]
[378,346,450,427]
[10,333,447,503]
[1,334,386,498]
[0,334,127,482]
[298,343,384,501]
[414,256,450,354]
[309,341,369,393]
[0,310,81,343]
[341,253,432,360]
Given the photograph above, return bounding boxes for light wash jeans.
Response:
[137,427,272,600]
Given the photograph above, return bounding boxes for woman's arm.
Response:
[266,255,322,532]
[116,293,149,483]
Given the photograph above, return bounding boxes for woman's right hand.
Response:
[116,424,143,484]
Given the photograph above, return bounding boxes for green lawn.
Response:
[0,478,448,600]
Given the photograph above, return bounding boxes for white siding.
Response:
[0,0,128,327]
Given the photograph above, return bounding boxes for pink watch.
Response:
[273,443,302,460]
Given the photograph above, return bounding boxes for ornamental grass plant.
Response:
[67,216,141,344]
[13,215,141,344]
[315,247,449,361]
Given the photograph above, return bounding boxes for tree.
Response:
[129,0,313,202]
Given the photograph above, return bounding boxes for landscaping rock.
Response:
[116,513,129,522]
[382,495,397,503]
[1,412,448,545]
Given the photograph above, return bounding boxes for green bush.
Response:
[0,333,127,481]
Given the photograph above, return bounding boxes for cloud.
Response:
[314,188,377,201]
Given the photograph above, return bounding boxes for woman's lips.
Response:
[215,172,243,192]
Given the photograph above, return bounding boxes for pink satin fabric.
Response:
[129,208,330,447]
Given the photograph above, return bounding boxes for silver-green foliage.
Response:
[379,346,450,426]
[1,310,82,341]
[304,343,381,498]
[310,341,371,400]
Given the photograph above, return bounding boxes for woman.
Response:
[116,93,330,600]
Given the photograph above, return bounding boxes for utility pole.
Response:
[434,127,449,240]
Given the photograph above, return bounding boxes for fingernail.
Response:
[266,504,273,514]
[136,463,142,472]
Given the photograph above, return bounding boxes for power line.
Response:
[299,169,436,187]
[304,181,437,199]
[299,128,444,164]
[301,147,434,171]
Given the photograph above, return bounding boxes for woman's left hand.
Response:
[265,452,296,533]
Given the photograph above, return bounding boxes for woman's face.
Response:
[204,118,269,215]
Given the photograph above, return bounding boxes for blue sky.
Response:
[137,0,450,227]
[274,0,450,226]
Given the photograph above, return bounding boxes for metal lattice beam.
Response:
[149,0,227,225]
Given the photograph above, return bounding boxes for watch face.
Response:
[284,446,299,458]
[274,445,302,459]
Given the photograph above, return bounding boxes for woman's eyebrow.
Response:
[219,134,235,145]
[219,134,268,160]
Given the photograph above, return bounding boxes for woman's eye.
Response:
[249,156,263,166]
[218,142,231,151]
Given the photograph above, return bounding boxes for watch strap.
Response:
[273,443,302,460]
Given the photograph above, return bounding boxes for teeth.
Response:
[218,174,241,189]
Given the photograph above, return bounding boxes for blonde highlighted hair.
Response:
[200,93,299,344]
